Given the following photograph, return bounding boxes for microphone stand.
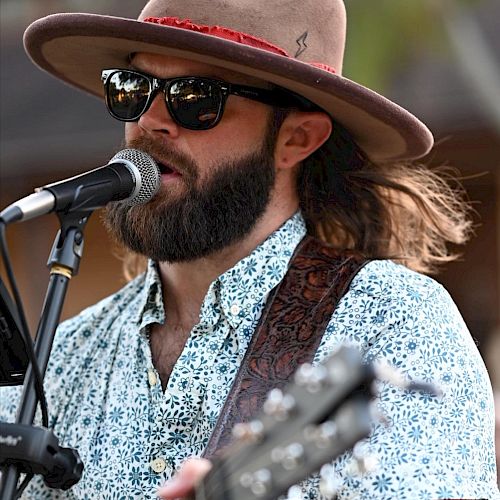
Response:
[0,210,91,499]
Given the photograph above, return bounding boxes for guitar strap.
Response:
[203,235,368,457]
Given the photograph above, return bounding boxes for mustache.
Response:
[122,136,198,180]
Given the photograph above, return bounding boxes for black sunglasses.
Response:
[101,68,317,130]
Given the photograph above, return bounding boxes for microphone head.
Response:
[110,149,161,206]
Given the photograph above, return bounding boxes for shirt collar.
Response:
[135,260,165,330]
[208,212,307,329]
[132,212,307,331]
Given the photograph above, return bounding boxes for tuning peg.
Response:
[318,463,343,499]
[352,442,379,474]
[356,454,379,474]
[294,363,328,393]
[374,360,441,398]
[263,388,296,421]
[303,420,338,449]
[285,485,303,500]
[239,468,273,497]
[270,442,305,470]
[232,419,265,442]
[344,453,378,477]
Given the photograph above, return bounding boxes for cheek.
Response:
[201,106,271,156]
[125,123,140,142]
[184,130,259,172]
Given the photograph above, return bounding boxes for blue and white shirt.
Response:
[1,213,498,499]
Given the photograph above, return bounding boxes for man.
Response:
[1,0,499,498]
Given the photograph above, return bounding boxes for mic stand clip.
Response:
[0,423,83,490]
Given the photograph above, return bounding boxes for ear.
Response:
[274,112,332,170]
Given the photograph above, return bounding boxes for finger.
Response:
[157,458,212,499]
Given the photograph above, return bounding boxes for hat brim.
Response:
[24,13,433,162]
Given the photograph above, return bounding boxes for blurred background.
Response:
[0,0,499,419]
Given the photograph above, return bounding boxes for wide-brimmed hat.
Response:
[23,0,433,162]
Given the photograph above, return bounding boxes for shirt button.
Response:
[147,369,158,387]
[230,304,240,316]
[150,457,167,473]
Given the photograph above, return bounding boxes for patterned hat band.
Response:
[144,16,337,75]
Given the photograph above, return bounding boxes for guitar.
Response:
[192,346,379,500]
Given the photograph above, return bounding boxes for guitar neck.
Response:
[192,347,377,500]
[193,459,231,500]
[195,398,373,500]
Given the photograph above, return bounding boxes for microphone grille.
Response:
[111,149,161,206]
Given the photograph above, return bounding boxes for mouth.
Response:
[157,161,181,177]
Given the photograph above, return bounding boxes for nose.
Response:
[136,92,181,139]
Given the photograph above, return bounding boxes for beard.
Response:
[104,129,277,263]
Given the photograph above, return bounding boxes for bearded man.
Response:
[1,0,499,499]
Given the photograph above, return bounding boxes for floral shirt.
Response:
[0,213,498,499]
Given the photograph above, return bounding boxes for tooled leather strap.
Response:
[203,236,368,457]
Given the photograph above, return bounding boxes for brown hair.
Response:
[298,120,473,274]
[118,111,473,278]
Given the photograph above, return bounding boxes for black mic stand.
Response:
[0,210,92,499]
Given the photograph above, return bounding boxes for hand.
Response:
[157,458,212,499]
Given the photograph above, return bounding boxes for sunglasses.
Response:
[101,68,317,130]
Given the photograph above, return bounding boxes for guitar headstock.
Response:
[197,346,378,500]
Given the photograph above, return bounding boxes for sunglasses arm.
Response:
[229,83,320,110]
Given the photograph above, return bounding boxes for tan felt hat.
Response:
[23,0,434,162]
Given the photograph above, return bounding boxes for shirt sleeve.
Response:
[0,296,111,431]
[0,307,91,430]
[0,385,22,423]
[304,260,500,500]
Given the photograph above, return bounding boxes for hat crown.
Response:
[22,0,432,160]
[139,0,346,73]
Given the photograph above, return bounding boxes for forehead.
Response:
[129,52,269,86]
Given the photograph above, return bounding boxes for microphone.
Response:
[0,149,160,225]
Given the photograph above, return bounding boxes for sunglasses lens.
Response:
[169,79,222,130]
[106,71,151,121]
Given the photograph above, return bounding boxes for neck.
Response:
[157,198,298,328]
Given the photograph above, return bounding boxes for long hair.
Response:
[298,119,474,274]
[118,110,473,279]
